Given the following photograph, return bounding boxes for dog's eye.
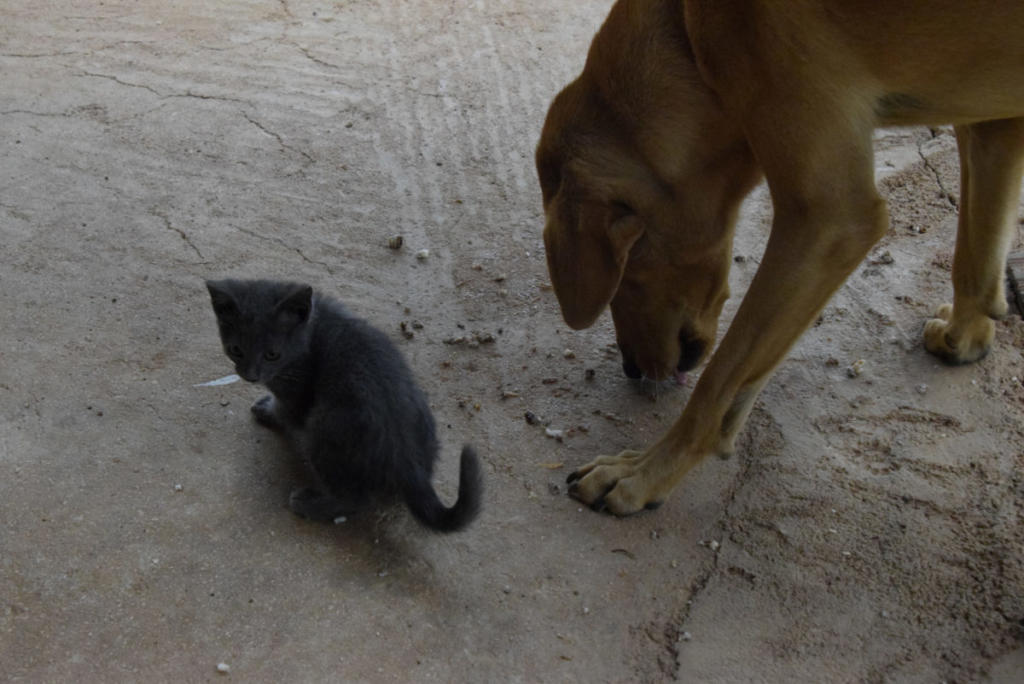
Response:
[264,350,281,362]
[610,200,635,219]
[227,345,244,359]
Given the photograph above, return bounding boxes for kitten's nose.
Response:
[238,365,260,383]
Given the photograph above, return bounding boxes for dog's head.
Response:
[536,0,760,381]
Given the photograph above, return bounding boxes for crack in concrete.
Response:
[232,225,334,273]
[399,85,449,99]
[4,103,171,126]
[665,432,759,677]
[661,558,717,677]
[1,51,80,58]
[0,109,68,118]
[295,45,341,71]
[1008,263,1024,316]
[168,89,249,106]
[917,134,959,210]
[95,40,156,51]
[197,37,276,53]
[108,104,171,125]
[152,209,204,260]
[79,71,250,107]
[81,70,164,98]
[241,112,315,165]
[289,45,366,92]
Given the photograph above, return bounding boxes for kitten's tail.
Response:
[405,445,483,533]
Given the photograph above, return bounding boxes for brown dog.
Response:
[537,0,1024,514]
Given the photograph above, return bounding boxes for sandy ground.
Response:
[2,1,1023,681]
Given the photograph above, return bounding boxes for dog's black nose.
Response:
[677,335,706,373]
[622,356,643,379]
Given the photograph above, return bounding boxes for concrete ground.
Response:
[1,1,1022,681]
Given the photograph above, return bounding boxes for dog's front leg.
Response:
[569,130,890,514]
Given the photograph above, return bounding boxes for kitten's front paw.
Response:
[288,487,350,522]
[288,487,321,519]
[251,394,283,430]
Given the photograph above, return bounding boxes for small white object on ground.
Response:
[333,516,347,524]
[194,374,240,387]
[174,484,183,492]
[709,540,720,551]
[415,248,430,260]
[544,427,564,440]
[216,663,230,674]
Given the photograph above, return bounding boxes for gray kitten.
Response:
[206,278,482,532]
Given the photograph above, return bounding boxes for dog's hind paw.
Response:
[923,303,994,365]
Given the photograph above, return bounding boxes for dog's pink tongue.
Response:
[674,370,688,386]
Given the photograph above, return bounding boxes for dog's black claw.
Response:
[644,500,663,511]
[590,483,620,514]
[566,470,582,485]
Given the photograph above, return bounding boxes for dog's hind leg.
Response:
[924,117,1024,364]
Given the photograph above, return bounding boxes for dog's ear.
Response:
[544,202,644,329]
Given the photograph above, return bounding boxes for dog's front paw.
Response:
[923,303,994,365]
[566,449,667,516]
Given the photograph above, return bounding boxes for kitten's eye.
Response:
[227,345,244,359]
[264,350,281,361]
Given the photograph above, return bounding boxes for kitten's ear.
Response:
[206,280,238,318]
[276,284,313,325]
